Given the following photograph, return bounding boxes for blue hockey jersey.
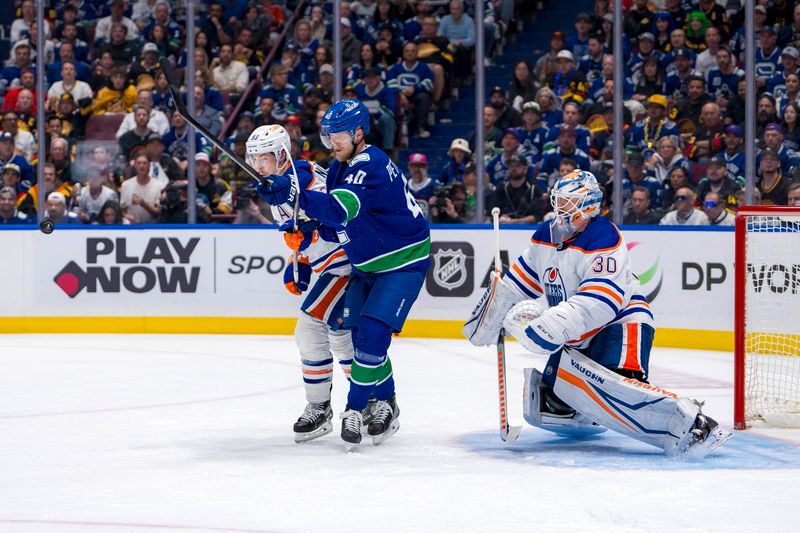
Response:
[300,145,431,273]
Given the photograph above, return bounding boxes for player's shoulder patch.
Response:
[568,217,622,254]
[348,153,371,167]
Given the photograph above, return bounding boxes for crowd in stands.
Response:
[1,0,799,228]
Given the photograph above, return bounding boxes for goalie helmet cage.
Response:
[734,206,800,430]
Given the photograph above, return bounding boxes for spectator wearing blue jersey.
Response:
[664,48,699,99]
[439,138,472,185]
[756,25,782,91]
[707,46,743,100]
[718,125,745,184]
[256,64,303,123]
[347,43,384,86]
[388,42,434,138]
[0,186,32,224]
[142,1,183,53]
[355,67,399,153]
[566,13,593,59]
[757,122,800,177]
[406,153,436,212]
[0,133,35,187]
[617,151,662,210]
[628,94,679,151]
[538,125,592,190]
[1,41,34,88]
[517,101,548,164]
[545,100,591,153]
[768,47,800,100]
[579,34,606,87]
[486,129,524,187]
[47,41,91,83]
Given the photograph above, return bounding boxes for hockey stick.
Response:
[282,144,301,283]
[492,207,521,442]
[159,57,265,184]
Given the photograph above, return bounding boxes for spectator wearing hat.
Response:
[717,124,746,184]
[707,46,743,101]
[316,64,337,104]
[129,42,161,88]
[696,155,741,209]
[538,125,591,190]
[624,0,655,38]
[768,47,800,100]
[72,166,119,223]
[2,163,28,196]
[439,138,472,185]
[757,148,797,205]
[756,25,782,88]
[696,0,730,39]
[193,152,233,220]
[486,129,525,187]
[1,111,35,161]
[534,31,566,87]
[0,132,34,187]
[548,49,589,104]
[45,191,83,225]
[0,186,32,224]
[163,112,211,169]
[627,32,662,83]
[212,44,249,101]
[517,102,549,163]
[388,42,435,138]
[146,132,182,185]
[354,66,399,152]
[545,100,591,153]
[437,0,475,85]
[628,93,680,150]
[407,153,436,205]
[623,186,661,225]
[567,13,593,59]
[659,187,709,225]
[488,86,522,131]
[491,154,547,225]
[619,151,662,209]
[757,122,800,177]
[664,48,700,99]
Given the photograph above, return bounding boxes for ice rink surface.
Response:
[1,334,799,533]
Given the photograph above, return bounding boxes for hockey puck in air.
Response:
[39,219,55,234]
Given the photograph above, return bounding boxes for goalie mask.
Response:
[549,170,603,244]
[246,124,291,174]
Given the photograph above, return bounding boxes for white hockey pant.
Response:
[295,311,353,404]
[551,348,700,457]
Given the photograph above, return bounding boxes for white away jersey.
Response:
[505,217,654,349]
[270,160,351,277]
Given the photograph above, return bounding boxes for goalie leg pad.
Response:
[523,367,608,438]
[464,272,527,346]
[551,348,701,457]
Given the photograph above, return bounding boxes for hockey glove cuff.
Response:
[279,219,319,252]
[284,256,312,295]
[254,174,297,206]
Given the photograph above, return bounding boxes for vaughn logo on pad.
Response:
[53,237,201,298]
[426,242,473,297]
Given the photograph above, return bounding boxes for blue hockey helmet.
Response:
[320,99,371,148]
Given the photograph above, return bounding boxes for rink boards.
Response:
[0,224,762,351]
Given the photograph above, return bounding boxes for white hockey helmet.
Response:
[550,169,603,223]
[246,124,291,170]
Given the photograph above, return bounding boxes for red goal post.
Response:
[734,206,800,430]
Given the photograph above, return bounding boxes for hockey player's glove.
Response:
[284,256,312,295]
[279,219,318,252]
[254,174,296,206]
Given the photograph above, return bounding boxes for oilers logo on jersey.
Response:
[543,267,567,307]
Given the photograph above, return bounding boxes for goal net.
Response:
[734,207,800,429]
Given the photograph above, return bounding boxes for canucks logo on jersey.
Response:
[543,267,567,307]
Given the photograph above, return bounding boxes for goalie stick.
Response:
[492,207,521,442]
[159,57,301,281]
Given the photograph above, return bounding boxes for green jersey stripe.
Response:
[354,237,431,273]
[331,189,361,221]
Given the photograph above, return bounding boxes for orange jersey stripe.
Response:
[580,285,623,305]
[313,249,347,273]
[308,276,349,320]
[623,323,642,372]
[557,367,635,431]
[511,263,543,293]
[303,368,333,376]
[567,326,603,344]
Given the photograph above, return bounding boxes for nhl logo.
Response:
[426,242,474,297]
[433,248,467,291]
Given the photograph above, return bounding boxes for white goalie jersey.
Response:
[270,161,351,277]
[504,216,654,350]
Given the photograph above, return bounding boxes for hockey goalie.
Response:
[464,170,731,458]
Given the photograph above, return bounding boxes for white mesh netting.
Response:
[744,215,800,426]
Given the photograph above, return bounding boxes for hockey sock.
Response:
[373,374,395,402]
[348,317,393,409]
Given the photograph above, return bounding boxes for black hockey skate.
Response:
[541,387,575,418]
[683,410,732,459]
[340,405,370,449]
[367,394,400,445]
[293,401,333,443]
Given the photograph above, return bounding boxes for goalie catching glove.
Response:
[279,219,318,252]
[284,256,312,295]
[463,271,526,346]
[503,300,585,355]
